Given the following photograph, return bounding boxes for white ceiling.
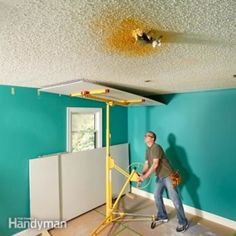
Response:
[0,0,235,95]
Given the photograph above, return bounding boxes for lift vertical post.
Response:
[105,102,112,220]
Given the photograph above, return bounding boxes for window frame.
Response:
[67,107,102,152]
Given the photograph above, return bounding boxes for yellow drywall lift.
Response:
[71,89,155,235]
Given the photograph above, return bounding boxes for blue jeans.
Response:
[154,176,188,225]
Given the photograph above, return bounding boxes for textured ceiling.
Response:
[0,0,235,95]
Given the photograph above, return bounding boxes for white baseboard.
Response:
[131,187,236,230]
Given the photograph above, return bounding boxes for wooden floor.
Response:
[49,194,235,236]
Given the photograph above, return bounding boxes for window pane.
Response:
[71,113,95,132]
[72,131,96,152]
[67,108,102,153]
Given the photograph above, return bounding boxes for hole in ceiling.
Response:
[132,29,162,48]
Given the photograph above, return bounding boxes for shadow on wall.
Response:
[149,94,177,105]
[165,133,202,218]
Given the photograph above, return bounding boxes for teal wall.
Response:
[128,89,236,221]
[0,85,127,236]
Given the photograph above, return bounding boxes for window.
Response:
[67,108,102,152]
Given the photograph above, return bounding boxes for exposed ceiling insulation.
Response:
[0,0,235,95]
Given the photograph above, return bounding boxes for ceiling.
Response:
[0,0,235,95]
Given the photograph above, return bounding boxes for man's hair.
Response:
[147,131,156,141]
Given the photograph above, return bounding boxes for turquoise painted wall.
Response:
[0,86,127,236]
[128,89,236,221]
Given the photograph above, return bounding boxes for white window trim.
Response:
[67,107,102,152]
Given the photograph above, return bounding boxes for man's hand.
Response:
[137,174,145,182]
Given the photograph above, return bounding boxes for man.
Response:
[138,131,189,232]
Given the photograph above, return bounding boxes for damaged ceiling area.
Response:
[0,0,235,95]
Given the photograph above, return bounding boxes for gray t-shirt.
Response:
[145,143,173,178]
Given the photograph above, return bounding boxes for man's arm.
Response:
[139,158,159,181]
[141,160,149,175]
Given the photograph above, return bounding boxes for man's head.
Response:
[144,131,156,145]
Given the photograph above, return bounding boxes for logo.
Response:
[8,217,67,230]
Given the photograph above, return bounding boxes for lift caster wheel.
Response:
[151,221,156,229]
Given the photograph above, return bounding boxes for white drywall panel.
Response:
[29,155,60,220]
[61,143,129,220]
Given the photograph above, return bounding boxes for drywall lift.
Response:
[70,89,155,235]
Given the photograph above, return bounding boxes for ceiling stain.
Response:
[90,11,169,57]
[106,18,157,57]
